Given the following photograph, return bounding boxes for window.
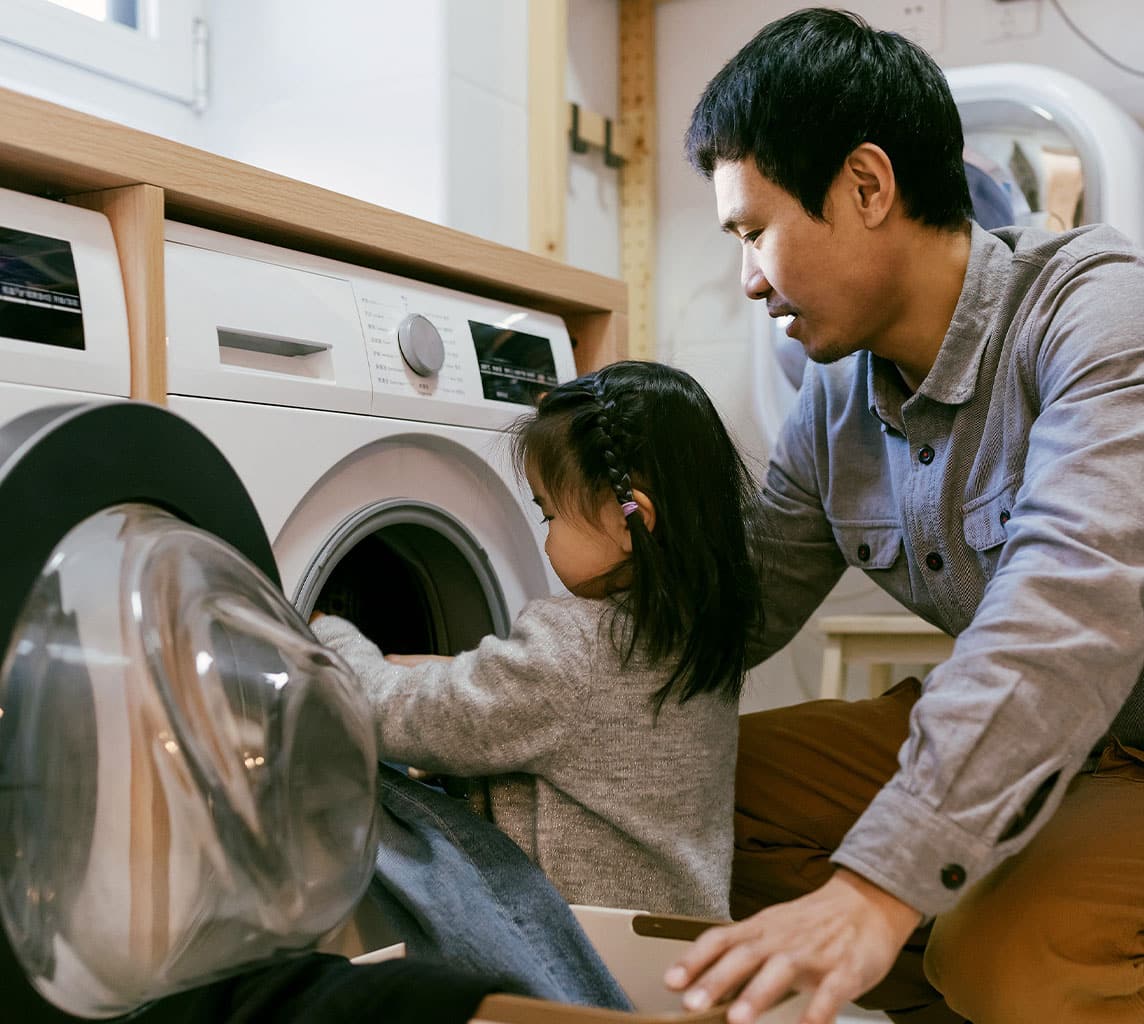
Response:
[0,0,204,107]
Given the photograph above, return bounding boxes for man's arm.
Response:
[747,375,849,666]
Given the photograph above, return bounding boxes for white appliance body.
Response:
[947,63,1144,247]
[0,187,130,413]
[163,223,579,640]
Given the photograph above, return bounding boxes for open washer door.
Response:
[0,404,379,1021]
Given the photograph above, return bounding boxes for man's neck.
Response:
[876,222,973,394]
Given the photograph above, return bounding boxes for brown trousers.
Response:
[733,680,1144,1024]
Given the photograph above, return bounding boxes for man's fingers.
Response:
[664,921,738,989]
[798,969,858,1024]
[679,936,776,1011]
[723,952,799,1024]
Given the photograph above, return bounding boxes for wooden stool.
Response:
[816,614,955,700]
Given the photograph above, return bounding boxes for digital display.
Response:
[469,320,558,406]
[0,227,85,350]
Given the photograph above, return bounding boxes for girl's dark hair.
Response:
[513,360,762,709]
[685,8,972,230]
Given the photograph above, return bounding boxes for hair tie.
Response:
[620,500,640,518]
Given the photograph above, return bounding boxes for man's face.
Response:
[713,158,891,365]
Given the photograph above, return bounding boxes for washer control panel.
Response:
[164,222,579,428]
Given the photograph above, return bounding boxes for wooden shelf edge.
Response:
[0,87,627,322]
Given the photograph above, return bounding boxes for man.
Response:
[665,9,1144,1024]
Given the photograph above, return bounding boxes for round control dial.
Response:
[396,313,446,377]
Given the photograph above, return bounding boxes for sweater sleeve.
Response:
[310,599,595,776]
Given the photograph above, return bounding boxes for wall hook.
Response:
[604,118,625,168]
[569,103,590,154]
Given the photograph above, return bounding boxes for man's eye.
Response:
[742,229,763,245]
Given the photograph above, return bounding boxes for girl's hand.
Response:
[664,869,922,1024]
[384,653,454,666]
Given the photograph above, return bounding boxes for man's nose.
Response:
[741,250,770,301]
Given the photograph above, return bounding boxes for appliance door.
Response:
[0,404,378,1021]
[948,63,1144,244]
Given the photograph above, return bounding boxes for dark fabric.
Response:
[733,680,967,1024]
[964,161,1015,229]
[366,763,632,1010]
[127,953,507,1024]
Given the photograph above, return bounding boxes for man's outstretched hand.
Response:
[665,868,922,1024]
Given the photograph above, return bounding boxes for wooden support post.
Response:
[528,0,568,262]
[564,309,628,372]
[619,0,656,360]
[67,183,167,403]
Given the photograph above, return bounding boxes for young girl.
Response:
[310,360,762,918]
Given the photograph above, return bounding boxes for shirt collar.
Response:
[866,223,1013,425]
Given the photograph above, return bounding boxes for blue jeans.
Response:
[366,765,632,1010]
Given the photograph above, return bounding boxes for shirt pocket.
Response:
[831,522,904,571]
[962,479,1019,579]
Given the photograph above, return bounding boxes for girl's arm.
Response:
[310,598,593,776]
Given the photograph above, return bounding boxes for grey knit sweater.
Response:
[311,595,736,918]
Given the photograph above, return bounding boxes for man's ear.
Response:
[619,488,656,552]
[842,142,896,228]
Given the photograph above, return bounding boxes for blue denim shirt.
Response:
[755,222,1144,915]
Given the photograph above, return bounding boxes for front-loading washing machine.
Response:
[162,223,580,657]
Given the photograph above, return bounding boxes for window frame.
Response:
[0,0,201,105]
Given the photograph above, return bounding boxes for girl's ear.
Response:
[620,488,657,552]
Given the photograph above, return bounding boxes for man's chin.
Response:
[803,340,850,366]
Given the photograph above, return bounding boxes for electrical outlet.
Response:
[897,1,944,53]
[984,0,1041,41]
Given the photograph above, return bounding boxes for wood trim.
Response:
[472,992,727,1023]
[619,0,657,359]
[564,310,628,372]
[630,913,718,942]
[0,86,623,320]
[68,184,166,403]
[528,0,569,262]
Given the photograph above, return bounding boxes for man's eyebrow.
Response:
[720,217,740,235]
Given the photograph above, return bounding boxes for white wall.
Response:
[566,0,622,277]
[0,1,532,250]
[205,0,530,249]
[655,0,1144,711]
[445,0,529,249]
[203,1,450,227]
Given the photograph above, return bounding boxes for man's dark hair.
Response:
[685,8,972,230]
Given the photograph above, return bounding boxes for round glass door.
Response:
[0,503,378,1018]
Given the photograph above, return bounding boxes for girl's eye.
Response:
[539,514,554,525]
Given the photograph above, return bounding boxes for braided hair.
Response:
[512,360,763,709]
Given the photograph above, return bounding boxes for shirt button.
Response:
[918,445,935,465]
[925,552,944,571]
[941,863,967,890]
[999,509,1011,526]
[857,543,871,562]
